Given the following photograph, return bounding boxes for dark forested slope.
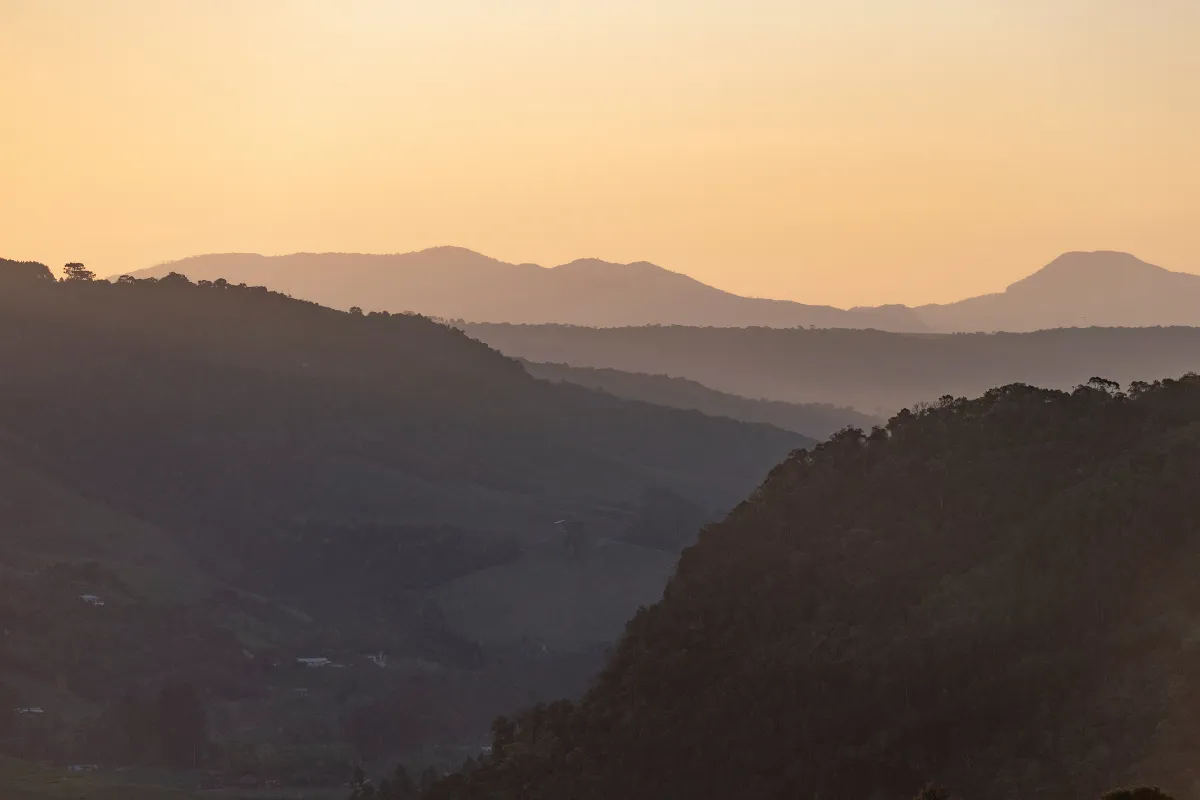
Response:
[429,375,1200,800]
[0,261,803,768]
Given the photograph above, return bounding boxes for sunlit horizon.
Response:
[2,0,1198,307]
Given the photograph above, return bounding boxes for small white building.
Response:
[367,653,387,668]
[79,594,105,607]
[296,657,332,668]
[15,707,44,715]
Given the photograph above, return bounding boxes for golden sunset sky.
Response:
[2,0,1197,306]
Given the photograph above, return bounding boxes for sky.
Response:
[1,0,1198,307]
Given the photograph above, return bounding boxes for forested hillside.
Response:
[429,375,1200,800]
[466,322,1200,414]
[0,260,803,779]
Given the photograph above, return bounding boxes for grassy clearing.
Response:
[0,758,194,799]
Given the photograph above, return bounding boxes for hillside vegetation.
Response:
[0,260,802,779]
[467,322,1200,414]
[428,375,1200,800]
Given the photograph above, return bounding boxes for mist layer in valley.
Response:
[470,324,1200,417]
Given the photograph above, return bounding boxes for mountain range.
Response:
[130,249,1200,333]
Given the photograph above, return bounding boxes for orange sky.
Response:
[2,0,1198,307]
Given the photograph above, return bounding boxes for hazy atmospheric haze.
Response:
[2,0,1198,306]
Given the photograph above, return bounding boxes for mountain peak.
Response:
[1008,251,1170,292]
[914,250,1200,332]
[415,245,490,258]
[553,258,673,274]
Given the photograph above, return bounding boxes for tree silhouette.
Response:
[1086,376,1122,395]
[1102,788,1176,800]
[348,765,376,799]
[491,715,516,762]
[61,262,96,282]
[419,766,441,792]
[0,258,55,286]
[391,764,418,798]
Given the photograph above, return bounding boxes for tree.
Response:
[1086,376,1122,395]
[61,262,96,282]
[419,766,440,792]
[391,764,417,798]
[155,682,207,767]
[349,306,364,316]
[348,765,376,799]
[0,258,55,286]
[1102,789,1176,800]
[491,715,516,762]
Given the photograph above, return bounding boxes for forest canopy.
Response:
[426,374,1200,800]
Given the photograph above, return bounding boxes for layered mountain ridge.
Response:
[129,249,1200,333]
[0,258,803,769]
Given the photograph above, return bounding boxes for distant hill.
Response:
[916,251,1200,331]
[467,323,1200,415]
[126,248,929,331]
[522,360,879,438]
[129,249,1200,333]
[0,260,803,772]
[428,376,1200,800]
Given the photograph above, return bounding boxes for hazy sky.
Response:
[2,1,1197,306]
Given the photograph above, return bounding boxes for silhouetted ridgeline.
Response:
[132,249,1200,333]
[128,247,931,331]
[0,257,57,285]
[914,251,1200,332]
[427,376,1200,800]
[521,359,880,438]
[0,261,804,774]
[466,322,1200,415]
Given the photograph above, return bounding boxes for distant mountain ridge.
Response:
[916,251,1200,331]
[129,248,1200,332]
[127,248,930,331]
